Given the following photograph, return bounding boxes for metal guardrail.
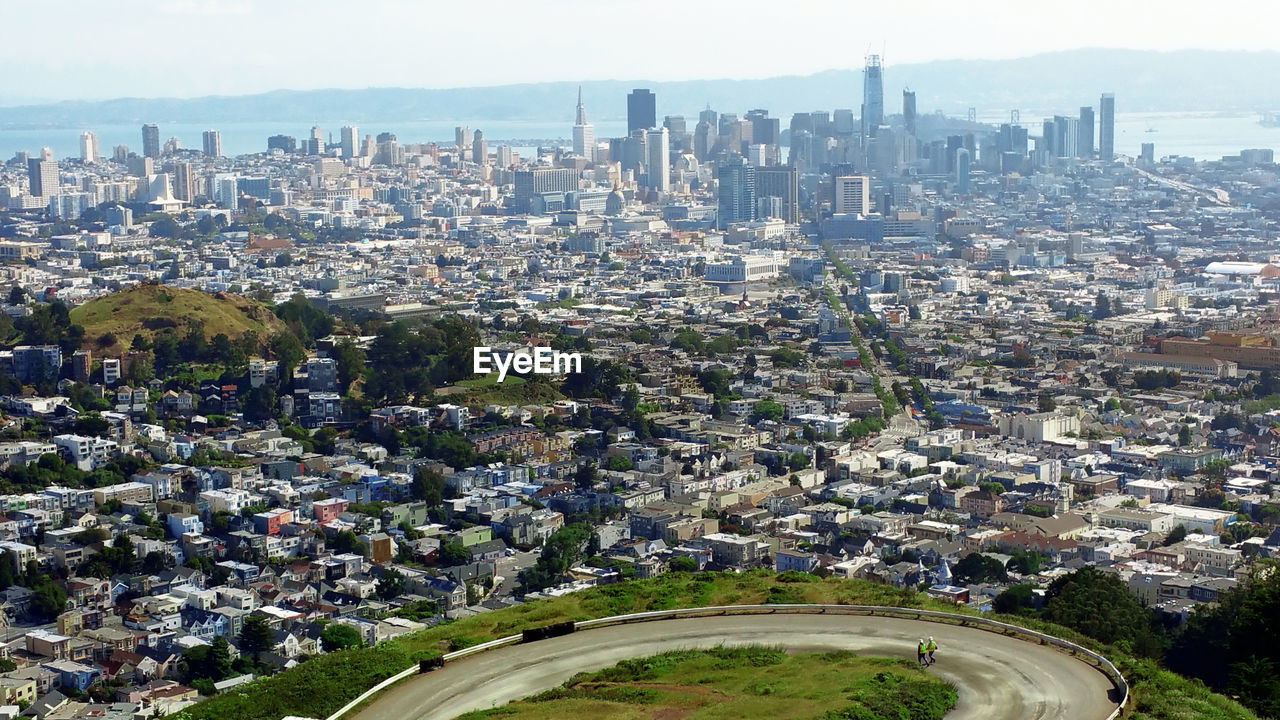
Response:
[328,604,1128,720]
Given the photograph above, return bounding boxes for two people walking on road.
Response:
[917,637,938,666]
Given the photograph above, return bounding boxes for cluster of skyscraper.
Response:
[518,63,1119,233]
[29,57,1119,230]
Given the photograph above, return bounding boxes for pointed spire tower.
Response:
[936,558,952,585]
[572,85,594,161]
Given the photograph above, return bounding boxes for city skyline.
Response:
[0,4,1279,719]
[3,0,1278,104]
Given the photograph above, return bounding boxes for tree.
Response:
[238,615,276,660]
[242,384,278,424]
[1005,549,1043,575]
[319,623,363,652]
[1166,568,1280,717]
[208,634,233,680]
[332,339,365,394]
[331,530,367,556]
[411,467,446,506]
[269,331,305,381]
[573,460,598,490]
[993,582,1037,614]
[786,451,810,471]
[951,553,1009,585]
[518,523,592,593]
[30,582,67,620]
[603,455,633,472]
[377,569,406,600]
[1163,524,1188,546]
[439,541,470,567]
[1093,291,1113,320]
[142,551,171,574]
[751,399,784,423]
[1037,393,1056,413]
[1042,567,1164,657]
[0,551,13,591]
[668,556,697,572]
[1178,424,1193,446]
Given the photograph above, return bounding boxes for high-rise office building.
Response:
[861,55,884,139]
[141,123,160,159]
[1140,142,1155,166]
[903,89,917,136]
[472,129,487,166]
[955,148,971,194]
[513,168,577,214]
[663,115,688,152]
[112,145,129,163]
[127,155,154,178]
[719,113,742,156]
[756,165,799,224]
[627,89,656,134]
[834,175,870,215]
[833,108,856,136]
[173,162,194,201]
[1053,116,1078,159]
[308,126,323,155]
[341,126,359,158]
[693,119,717,161]
[27,156,59,197]
[745,109,779,147]
[374,132,401,165]
[268,135,297,153]
[1078,106,1095,158]
[202,130,222,157]
[496,144,513,168]
[79,131,97,164]
[645,127,670,193]
[1099,93,1115,161]
[454,126,470,157]
[572,87,594,160]
[717,155,756,229]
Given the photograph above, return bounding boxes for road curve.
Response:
[354,614,1118,720]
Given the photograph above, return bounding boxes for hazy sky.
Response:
[6,0,1277,103]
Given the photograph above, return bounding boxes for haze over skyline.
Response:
[5,0,1278,104]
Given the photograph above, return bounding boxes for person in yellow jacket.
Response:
[926,637,938,665]
[917,639,927,666]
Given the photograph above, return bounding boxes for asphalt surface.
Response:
[354,613,1118,720]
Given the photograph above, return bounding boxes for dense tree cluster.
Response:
[1167,567,1280,717]
[517,523,593,593]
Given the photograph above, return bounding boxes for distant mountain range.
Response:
[3,49,1279,129]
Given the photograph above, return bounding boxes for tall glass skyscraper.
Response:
[627,89,656,134]
[861,55,884,139]
[717,155,756,230]
[141,123,160,159]
[1099,93,1115,161]
[1078,106,1095,158]
[903,89,917,136]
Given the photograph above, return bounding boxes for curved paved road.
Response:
[354,614,1117,720]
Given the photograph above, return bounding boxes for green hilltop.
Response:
[68,283,285,355]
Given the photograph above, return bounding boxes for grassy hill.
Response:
[69,284,285,355]
[171,570,1261,720]
[457,647,956,720]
